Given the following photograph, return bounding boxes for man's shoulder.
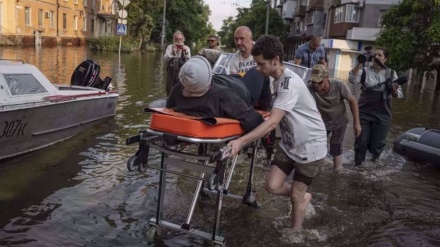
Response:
[296,43,308,51]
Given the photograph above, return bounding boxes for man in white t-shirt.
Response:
[228,35,327,231]
[229,26,256,75]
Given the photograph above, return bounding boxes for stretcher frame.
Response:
[126,123,262,246]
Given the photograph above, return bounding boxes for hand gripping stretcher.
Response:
[125,108,271,246]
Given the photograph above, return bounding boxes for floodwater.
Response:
[0,46,439,247]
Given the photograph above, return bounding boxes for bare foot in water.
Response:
[291,192,313,230]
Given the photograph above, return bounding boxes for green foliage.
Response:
[218,0,289,49]
[86,36,138,52]
[164,0,214,46]
[376,0,440,77]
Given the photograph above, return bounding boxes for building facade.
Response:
[275,0,401,79]
[0,0,116,47]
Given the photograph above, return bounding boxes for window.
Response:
[50,11,55,28]
[63,13,67,29]
[91,18,94,33]
[83,0,88,7]
[73,15,78,30]
[4,74,47,95]
[82,16,87,31]
[38,9,43,27]
[305,11,314,25]
[345,4,359,23]
[92,0,95,8]
[334,6,344,23]
[25,7,31,26]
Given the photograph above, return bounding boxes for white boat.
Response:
[0,59,119,161]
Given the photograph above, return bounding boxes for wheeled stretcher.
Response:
[125,108,271,246]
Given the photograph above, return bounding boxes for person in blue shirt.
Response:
[294,36,327,68]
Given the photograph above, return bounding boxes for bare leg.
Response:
[265,165,291,197]
[290,180,310,230]
[333,155,343,170]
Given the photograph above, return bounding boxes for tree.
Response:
[125,0,161,48]
[218,0,289,49]
[376,0,440,90]
[164,0,213,46]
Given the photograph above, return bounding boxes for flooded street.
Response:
[0,46,439,247]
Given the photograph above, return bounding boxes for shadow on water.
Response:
[0,118,117,227]
[0,47,439,247]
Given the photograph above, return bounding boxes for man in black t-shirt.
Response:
[166,56,264,133]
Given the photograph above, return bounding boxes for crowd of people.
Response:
[161,28,404,230]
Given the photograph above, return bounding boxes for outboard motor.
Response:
[71,59,112,90]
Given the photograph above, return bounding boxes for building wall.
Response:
[359,4,393,28]
[0,0,115,46]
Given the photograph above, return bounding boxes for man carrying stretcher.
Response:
[166,55,264,133]
[228,35,327,231]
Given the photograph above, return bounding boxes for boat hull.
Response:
[0,96,118,161]
[393,127,440,165]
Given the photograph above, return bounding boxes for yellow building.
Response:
[0,0,116,46]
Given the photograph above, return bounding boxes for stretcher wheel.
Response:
[127,156,137,171]
[138,160,148,173]
[207,173,218,191]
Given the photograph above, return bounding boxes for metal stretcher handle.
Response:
[146,129,241,144]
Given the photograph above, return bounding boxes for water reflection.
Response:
[0,47,439,247]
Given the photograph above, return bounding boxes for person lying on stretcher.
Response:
[166,56,264,133]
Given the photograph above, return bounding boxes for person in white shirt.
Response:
[229,26,256,75]
[228,35,327,231]
[164,31,191,95]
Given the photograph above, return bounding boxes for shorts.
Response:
[273,149,325,186]
[327,125,347,156]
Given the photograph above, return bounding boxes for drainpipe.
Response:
[57,0,60,37]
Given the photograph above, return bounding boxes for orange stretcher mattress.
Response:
[146,108,269,139]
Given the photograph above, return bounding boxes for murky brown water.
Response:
[0,46,439,247]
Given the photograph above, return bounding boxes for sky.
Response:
[204,0,251,31]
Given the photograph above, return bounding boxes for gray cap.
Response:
[179,56,212,95]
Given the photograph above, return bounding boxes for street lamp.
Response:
[265,0,270,35]
[161,0,167,49]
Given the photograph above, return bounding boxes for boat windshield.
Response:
[3,73,47,95]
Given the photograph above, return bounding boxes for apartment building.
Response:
[0,0,116,47]
[276,0,401,79]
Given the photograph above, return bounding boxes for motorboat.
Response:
[0,59,119,161]
[393,127,440,165]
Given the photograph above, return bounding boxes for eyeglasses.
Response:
[207,39,216,43]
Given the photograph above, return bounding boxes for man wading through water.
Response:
[164,31,191,96]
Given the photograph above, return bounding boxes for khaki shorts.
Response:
[273,149,325,185]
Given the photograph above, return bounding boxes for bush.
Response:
[86,36,138,52]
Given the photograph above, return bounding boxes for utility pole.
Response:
[265,0,270,35]
[161,0,167,49]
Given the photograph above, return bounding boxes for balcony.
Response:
[346,27,381,41]
[294,5,307,16]
[282,0,297,20]
[341,0,361,3]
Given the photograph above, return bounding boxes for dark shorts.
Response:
[327,124,347,156]
[272,149,325,186]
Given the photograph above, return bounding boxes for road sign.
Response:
[118,19,127,25]
[117,24,127,35]
[118,9,127,19]
[118,0,130,7]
